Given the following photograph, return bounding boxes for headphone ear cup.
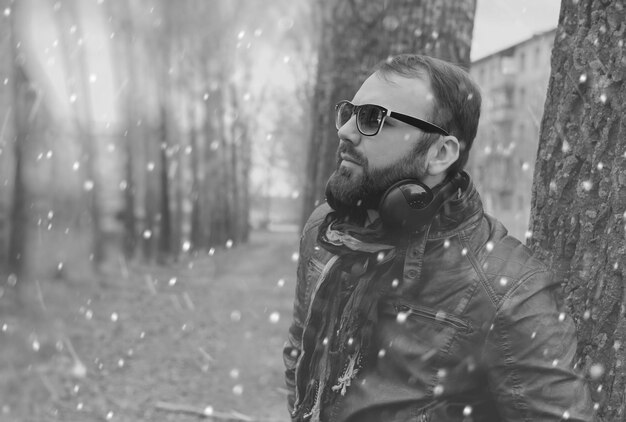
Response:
[379,180,435,231]
[378,172,467,232]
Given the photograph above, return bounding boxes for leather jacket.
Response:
[284,173,596,422]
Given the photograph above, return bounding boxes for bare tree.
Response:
[528,0,626,419]
[0,0,11,270]
[54,0,105,269]
[301,0,477,225]
[6,7,30,280]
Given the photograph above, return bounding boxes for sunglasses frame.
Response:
[335,100,449,137]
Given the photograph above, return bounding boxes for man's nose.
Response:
[337,115,361,145]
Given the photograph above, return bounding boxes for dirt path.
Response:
[0,230,300,422]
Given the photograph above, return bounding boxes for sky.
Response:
[472,0,562,60]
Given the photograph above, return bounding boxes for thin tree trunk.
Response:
[189,105,206,249]
[108,0,138,259]
[158,107,172,263]
[213,83,232,245]
[239,120,251,243]
[301,0,477,226]
[7,85,28,280]
[122,132,137,258]
[202,65,217,247]
[528,1,626,419]
[0,0,11,269]
[7,6,32,282]
[228,82,245,243]
[55,0,104,269]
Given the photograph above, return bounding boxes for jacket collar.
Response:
[427,171,484,238]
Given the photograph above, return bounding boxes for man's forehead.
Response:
[352,72,434,114]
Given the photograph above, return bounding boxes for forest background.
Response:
[0,0,624,421]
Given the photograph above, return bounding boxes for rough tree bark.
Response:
[528,1,625,419]
[301,0,477,226]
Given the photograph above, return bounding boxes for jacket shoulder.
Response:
[479,216,554,305]
[302,203,332,236]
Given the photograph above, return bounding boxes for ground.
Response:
[0,230,300,422]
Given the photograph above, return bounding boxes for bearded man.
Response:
[283,54,596,422]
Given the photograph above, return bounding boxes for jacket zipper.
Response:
[417,408,430,422]
[395,303,472,333]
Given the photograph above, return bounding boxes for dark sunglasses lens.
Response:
[357,105,383,135]
[336,102,354,129]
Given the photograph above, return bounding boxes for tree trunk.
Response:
[157,107,172,263]
[122,131,137,259]
[189,107,207,250]
[108,0,138,259]
[301,0,477,226]
[6,6,32,282]
[528,1,626,419]
[55,0,104,269]
[0,0,11,269]
[7,68,29,280]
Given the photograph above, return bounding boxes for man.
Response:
[283,54,596,422]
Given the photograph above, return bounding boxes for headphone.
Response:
[378,172,467,232]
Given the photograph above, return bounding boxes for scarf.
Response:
[292,212,405,422]
[293,174,464,421]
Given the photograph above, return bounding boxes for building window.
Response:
[535,46,542,65]
[505,86,514,107]
[501,56,516,74]
[519,52,526,71]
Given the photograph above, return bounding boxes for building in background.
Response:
[468,28,557,240]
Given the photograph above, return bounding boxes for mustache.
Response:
[337,142,366,165]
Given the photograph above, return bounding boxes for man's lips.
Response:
[340,153,361,165]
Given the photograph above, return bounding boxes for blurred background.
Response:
[0,0,560,279]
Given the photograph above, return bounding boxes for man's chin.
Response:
[326,170,381,213]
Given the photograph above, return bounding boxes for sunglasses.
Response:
[335,100,448,137]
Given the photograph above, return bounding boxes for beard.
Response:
[326,140,430,215]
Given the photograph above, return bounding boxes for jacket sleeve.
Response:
[283,205,330,415]
[282,230,309,415]
[484,269,597,421]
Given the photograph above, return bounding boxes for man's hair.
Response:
[374,54,482,174]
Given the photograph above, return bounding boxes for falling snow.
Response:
[269,312,280,323]
[590,363,605,380]
[0,1,620,420]
[463,405,473,416]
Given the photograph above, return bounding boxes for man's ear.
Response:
[426,135,460,176]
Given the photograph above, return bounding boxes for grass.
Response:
[0,230,301,422]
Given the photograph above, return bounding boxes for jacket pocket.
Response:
[394,303,472,334]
